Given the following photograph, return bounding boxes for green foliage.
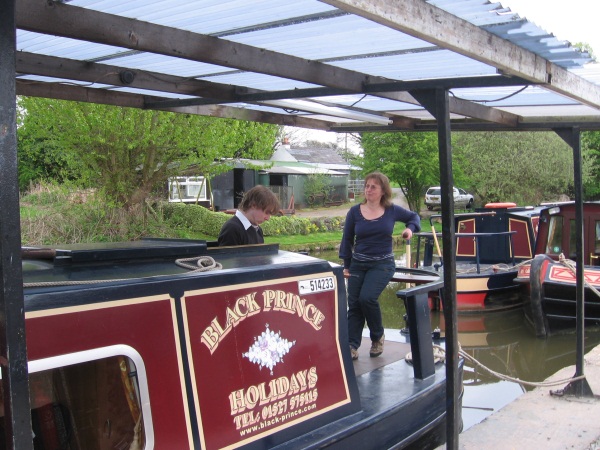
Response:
[162,203,230,237]
[261,216,318,236]
[303,173,333,204]
[361,132,440,211]
[21,184,175,245]
[582,131,600,200]
[162,203,342,237]
[162,203,343,238]
[452,131,591,205]
[17,97,277,208]
[573,42,596,62]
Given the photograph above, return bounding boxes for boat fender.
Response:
[484,202,517,209]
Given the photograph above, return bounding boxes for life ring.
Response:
[484,202,517,209]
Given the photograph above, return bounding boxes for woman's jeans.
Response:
[347,257,396,350]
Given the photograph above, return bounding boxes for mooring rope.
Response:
[23,255,222,288]
[558,253,600,299]
[455,258,534,274]
[406,254,598,387]
[406,343,585,388]
[174,255,223,272]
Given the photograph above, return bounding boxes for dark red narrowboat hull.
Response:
[420,205,541,313]
[515,203,600,337]
[17,239,461,449]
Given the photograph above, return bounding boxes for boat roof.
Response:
[11,0,600,132]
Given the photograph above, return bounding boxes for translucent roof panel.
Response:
[11,0,600,131]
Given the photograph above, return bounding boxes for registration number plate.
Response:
[298,276,335,294]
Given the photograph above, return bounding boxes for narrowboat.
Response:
[416,204,541,312]
[516,202,600,337]
[15,238,461,449]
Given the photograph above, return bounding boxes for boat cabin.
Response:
[9,239,456,449]
[418,205,541,269]
[534,202,600,266]
[413,205,543,311]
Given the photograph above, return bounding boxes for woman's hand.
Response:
[343,268,350,278]
[401,229,413,240]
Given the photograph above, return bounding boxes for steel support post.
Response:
[554,127,593,397]
[0,1,34,448]
[410,87,459,449]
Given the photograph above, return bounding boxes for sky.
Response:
[288,0,600,148]
[503,0,600,53]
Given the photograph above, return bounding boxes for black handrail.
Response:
[413,230,517,274]
[396,277,444,380]
[455,231,517,273]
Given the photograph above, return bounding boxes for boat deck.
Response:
[353,336,411,376]
[272,332,453,449]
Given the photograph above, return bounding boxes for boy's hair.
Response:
[239,185,281,214]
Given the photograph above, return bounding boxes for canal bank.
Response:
[451,343,600,449]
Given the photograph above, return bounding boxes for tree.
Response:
[18,97,277,208]
[582,130,600,200]
[361,132,440,211]
[452,131,592,205]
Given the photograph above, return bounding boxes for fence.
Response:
[348,179,363,194]
[269,185,295,213]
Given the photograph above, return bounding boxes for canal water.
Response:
[312,247,600,431]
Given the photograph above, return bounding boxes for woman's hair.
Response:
[239,185,281,214]
[363,172,393,208]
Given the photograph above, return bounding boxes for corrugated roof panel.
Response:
[451,85,578,107]
[429,0,514,25]
[332,50,496,81]
[72,0,338,35]
[202,72,320,91]
[101,53,228,78]
[500,104,600,117]
[223,15,436,60]
[429,0,592,67]
[486,21,590,67]
[12,0,599,128]
[17,31,128,60]
[15,74,111,89]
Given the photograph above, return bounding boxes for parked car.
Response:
[425,186,473,210]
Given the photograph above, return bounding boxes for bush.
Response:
[21,188,175,246]
[20,186,347,246]
[161,202,230,236]
[162,203,344,237]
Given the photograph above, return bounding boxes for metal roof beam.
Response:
[16,0,520,127]
[16,51,405,127]
[145,74,530,106]
[16,51,238,100]
[330,120,600,133]
[323,0,600,110]
[15,80,335,130]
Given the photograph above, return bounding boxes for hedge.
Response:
[161,203,345,237]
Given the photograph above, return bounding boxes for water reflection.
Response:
[312,247,600,429]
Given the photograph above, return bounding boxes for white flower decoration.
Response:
[243,324,295,375]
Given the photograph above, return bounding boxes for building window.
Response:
[168,176,208,203]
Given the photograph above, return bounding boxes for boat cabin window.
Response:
[596,221,600,254]
[570,219,577,259]
[545,216,563,255]
[0,355,145,450]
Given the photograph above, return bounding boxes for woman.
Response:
[339,172,421,360]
